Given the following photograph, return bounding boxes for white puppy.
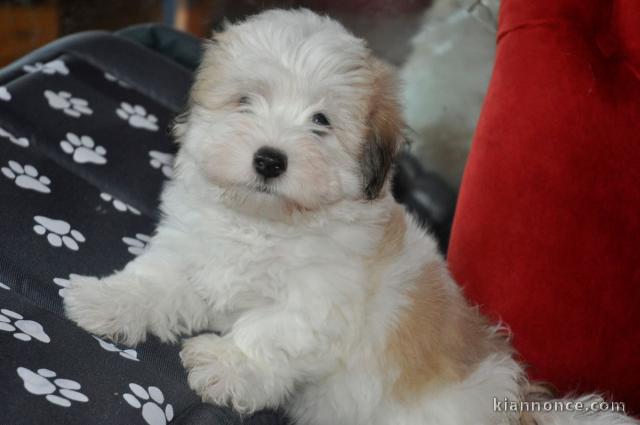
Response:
[64,9,636,425]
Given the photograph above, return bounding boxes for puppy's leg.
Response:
[181,306,335,413]
[64,234,209,346]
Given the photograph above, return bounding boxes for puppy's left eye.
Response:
[312,113,331,127]
[238,96,251,106]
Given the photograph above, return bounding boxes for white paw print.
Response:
[2,161,51,194]
[122,233,150,256]
[104,72,130,88]
[52,273,82,297]
[0,308,50,342]
[0,86,11,101]
[17,367,88,407]
[0,282,9,290]
[116,102,159,131]
[44,90,92,118]
[149,151,174,178]
[33,216,86,251]
[23,59,69,75]
[123,383,173,425]
[0,126,29,148]
[100,193,140,215]
[60,132,107,165]
[93,336,139,361]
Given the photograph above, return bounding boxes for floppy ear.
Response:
[189,33,229,107]
[361,60,405,200]
[174,33,225,144]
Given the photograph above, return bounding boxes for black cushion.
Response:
[0,31,283,425]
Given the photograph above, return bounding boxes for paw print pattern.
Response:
[123,383,173,425]
[149,151,174,178]
[116,102,159,131]
[93,336,139,361]
[122,233,150,256]
[60,133,107,165]
[52,274,81,297]
[44,90,92,118]
[2,161,51,194]
[100,193,140,215]
[0,282,9,290]
[0,86,11,101]
[23,59,69,75]
[0,309,50,343]
[104,72,130,88]
[17,367,88,407]
[0,126,29,148]
[33,216,86,251]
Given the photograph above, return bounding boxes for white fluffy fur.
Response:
[401,0,500,188]
[64,9,637,425]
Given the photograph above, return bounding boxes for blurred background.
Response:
[1,0,500,198]
[0,0,433,67]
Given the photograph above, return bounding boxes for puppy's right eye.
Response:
[238,96,250,106]
[312,113,330,127]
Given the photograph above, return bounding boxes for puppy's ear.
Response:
[361,60,405,200]
[190,33,226,106]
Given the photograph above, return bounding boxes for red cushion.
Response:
[448,0,640,413]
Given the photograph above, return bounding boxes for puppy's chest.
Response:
[186,225,349,311]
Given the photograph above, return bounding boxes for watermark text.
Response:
[493,398,626,414]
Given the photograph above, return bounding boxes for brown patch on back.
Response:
[385,260,510,403]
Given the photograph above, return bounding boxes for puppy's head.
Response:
[177,9,404,215]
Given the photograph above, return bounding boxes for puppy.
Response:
[64,9,637,425]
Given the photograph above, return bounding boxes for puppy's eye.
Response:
[312,113,330,127]
[238,96,250,106]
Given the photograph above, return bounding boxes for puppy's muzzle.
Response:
[253,146,287,179]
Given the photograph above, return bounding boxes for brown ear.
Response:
[361,59,405,200]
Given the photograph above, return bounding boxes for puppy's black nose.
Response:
[253,146,287,178]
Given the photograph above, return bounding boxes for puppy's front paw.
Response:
[63,275,146,346]
[180,334,276,413]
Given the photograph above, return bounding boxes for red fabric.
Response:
[448,0,640,414]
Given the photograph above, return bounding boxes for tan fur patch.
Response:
[367,59,404,144]
[364,206,407,308]
[373,206,406,262]
[385,260,510,403]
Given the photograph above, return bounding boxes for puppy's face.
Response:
[178,10,404,215]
